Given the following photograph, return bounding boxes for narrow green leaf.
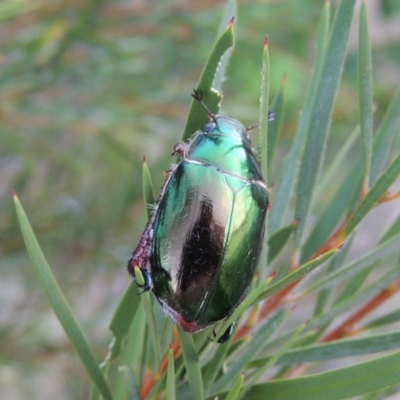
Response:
[258,249,337,302]
[203,340,232,394]
[120,366,140,400]
[359,1,374,188]
[213,0,237,91]
[13,194,113,400]
[344,152,400,238]
[381,213,400,242]
[213,309,288,394]
[258,35,270,178]
[315,125,360,198]
[365,309,400,329]
[142,156,155,219]
[305,231,400,294]
[301,159,362,263]
[268,0,331,233]
[257,36,270,280]
[225,374,244,400]
[244,349,400,400]
[178,330,205,400]
[267,77,286,175]
[251,330,400,368]
[133,267,161,370]
[294,0,357,248]
[242,322,306,396]
[268,221,297,264]
[105,281,140,363]
[214,249,336,342]
[313,237,353,316]
[182,19,234,141]
[166,347,176,400]
[370,87,400,185]
[308,264,400,331]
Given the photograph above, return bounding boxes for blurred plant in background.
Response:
[3,0,400,399]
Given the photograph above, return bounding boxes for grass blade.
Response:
[106,281,140,363]
[268,221,297,264]
[178,330,204,400]
[226,374,244,400]
[142,156,155,218]
[14,194,113,400]
[268,0,331,233]
[212,308,289,394]
[214,249,337,342]
[213,0,237,91]
[294,0,356,248]
[370,87,400,185]
[133,267,161,370]
[258,36,270,279]
[244,349,400,400]
[250,329,400,366]
[305,231,400,294]
[343,152,400,238]
[267,76,286,176]
[300,159,362,262]
[166,347,176,400]
[358,1,374,188]
[182,19,234,140]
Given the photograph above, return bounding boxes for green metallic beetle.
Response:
[128,90,269,342]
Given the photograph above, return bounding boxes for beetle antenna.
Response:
[191,89,215,120]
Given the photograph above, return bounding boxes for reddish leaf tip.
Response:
[264,35,269,48]
[12,188,17,197]
[143,155,147,164]
[228,16,235,27]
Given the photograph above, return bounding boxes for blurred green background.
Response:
[1,0,400,398]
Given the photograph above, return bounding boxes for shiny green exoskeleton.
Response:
[128,90,268,342]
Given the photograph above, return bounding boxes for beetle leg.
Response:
[136,269,153,294]
[172,142,186,157]
[127,220,154,290]
[209,320,237,344]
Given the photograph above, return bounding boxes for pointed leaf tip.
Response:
[264,35,269,48]
[12,188,17,198]
[142,155,147,164]
[228,16,235,27]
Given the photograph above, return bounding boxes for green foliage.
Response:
[7,0,400,399]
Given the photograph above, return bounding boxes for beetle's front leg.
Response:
[127,222,154,292]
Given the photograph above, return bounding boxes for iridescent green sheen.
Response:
[145,115,269,332]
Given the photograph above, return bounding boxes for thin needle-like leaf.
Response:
[166,347,176,400]
[182,19,234,141]
[133,267,161,370]
[142,156,155,219]
[258,35,270,279]
[14,194,113,400]
[344,152,400,238]
[268,0,331,234]
[178,330,205,400]
[358,1,374,189]
[294,0,356,249]
[244,349,400,400]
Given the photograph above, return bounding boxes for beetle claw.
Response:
[134,268,153,294]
